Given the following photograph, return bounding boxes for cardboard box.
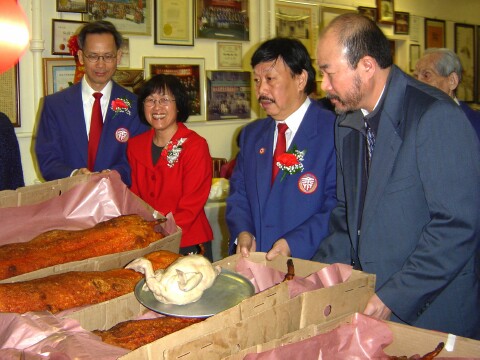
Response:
[0,172,181,283]
[65,253,376,359]
[222,313,480,359]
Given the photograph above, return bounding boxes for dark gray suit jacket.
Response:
[315,66,480,339]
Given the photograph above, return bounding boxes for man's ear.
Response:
[77,49,84,65]
[359,56,376,79]
[296,69,308,91]
[448,72,459,91]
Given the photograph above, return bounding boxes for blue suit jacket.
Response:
[315,66,480,339]
[460,101,480,141]
[35,82,148,186]
[226,100,337,260]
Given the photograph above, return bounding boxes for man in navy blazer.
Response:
[226,37,337,260]
[35,21,147,186]
[414,47,480,141]
[314,14,480,339]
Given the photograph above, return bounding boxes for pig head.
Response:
[126,254,221,305]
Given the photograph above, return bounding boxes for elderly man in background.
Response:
[414,47,480,140]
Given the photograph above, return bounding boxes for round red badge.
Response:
[298,172,317,194]
[115,128,130,143]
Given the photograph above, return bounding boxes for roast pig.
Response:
[126,254,221,305]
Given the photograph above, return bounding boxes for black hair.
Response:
[77,20,123,50]
[138,74,190,124]
[251,37,316,95]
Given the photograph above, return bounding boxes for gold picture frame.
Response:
[376,0,395,25]
[43,58,76,96]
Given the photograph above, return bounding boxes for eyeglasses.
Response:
[144,98,176,107]
[83,53,117,63]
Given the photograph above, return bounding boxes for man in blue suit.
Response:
[226,37,337,261]
[35,21,148,186]
[414,47,480,140]
[314,14,480,339]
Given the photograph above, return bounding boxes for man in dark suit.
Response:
[414,47,480,140]
[314,13,480,339]
[35,21,148,186]
[226,37,337,260]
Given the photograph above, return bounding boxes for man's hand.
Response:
[363,294,392,320]
[236,231,256,257]
[266,238,291,260]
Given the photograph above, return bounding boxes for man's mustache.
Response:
[258,96,275,103]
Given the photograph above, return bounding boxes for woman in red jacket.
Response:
[127,74,214,260]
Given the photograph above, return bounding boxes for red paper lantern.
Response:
[0,0,29,75]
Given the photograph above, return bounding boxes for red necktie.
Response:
[88,92,103,171]
[272,123,288,184]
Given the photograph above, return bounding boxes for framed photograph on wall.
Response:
[112,69,144,94]
[454,23,475,102]
[43,58,76,95]
[376,0,394,25]
[51,19,86,55]
[143,57,206,122]
[276,1,319,58]
[217,42,243,70]
[0,65,20,127]
[357,7,377,22]
[424,18,445,49]
[394,11,409,35]
[409,44,420,72]
[56,0,87,13]
[83,0,151,36]
[206,71,251,121]
[154,0,194,46]
[195,0,249,41]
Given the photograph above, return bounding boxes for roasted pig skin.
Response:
[0,215,165,280]
[0,250,180,314]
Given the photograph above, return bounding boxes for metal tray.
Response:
[134,268,254,318]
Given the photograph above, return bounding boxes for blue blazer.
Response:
[35,82,148,186]
[226,100,337,260]
[460,101,480,141]
[315,66,480,339]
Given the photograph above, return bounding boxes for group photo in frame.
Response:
[394,11,409,35]
[424,18,445,49]
[56,0,87,13]
[275,0,319,58]
[195,0,249,41]
[51,19,86,55]
[83,0,151,36]
[357,6,377,22]
[143,57,206,122]
[43,58,76,95]
[154,0,194,46]
[206,70,251,121]
[376,0,394,25]
[454,23,475,102]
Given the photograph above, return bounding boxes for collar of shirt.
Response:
[273,97,311,151]
[360,85,386,136]
[82,78,113,134]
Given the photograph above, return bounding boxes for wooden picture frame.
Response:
[357,6,377,22]
[424,18,446,49]
[43,58,76,95]
[454,23,475,102]
[206,70,251,121]
[154,0,194,46]
[0,65,20,127]
[376,0,394,25]
[217,42,243,70]
[51,19,86,55]
[394,11,409,35]
[195,0,249,41]
[83,0,152,36]
[409,44,420,72]
[275,0,319,58]
[56,0,87,13]
[143,57,206,122]
[112,69,144,94]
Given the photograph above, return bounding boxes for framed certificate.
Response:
[51,19,86,55]
[154,0,194,45]
[43,58,76,95]
[217,42,243,70]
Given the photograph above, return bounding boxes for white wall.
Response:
[13,0,480,185]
